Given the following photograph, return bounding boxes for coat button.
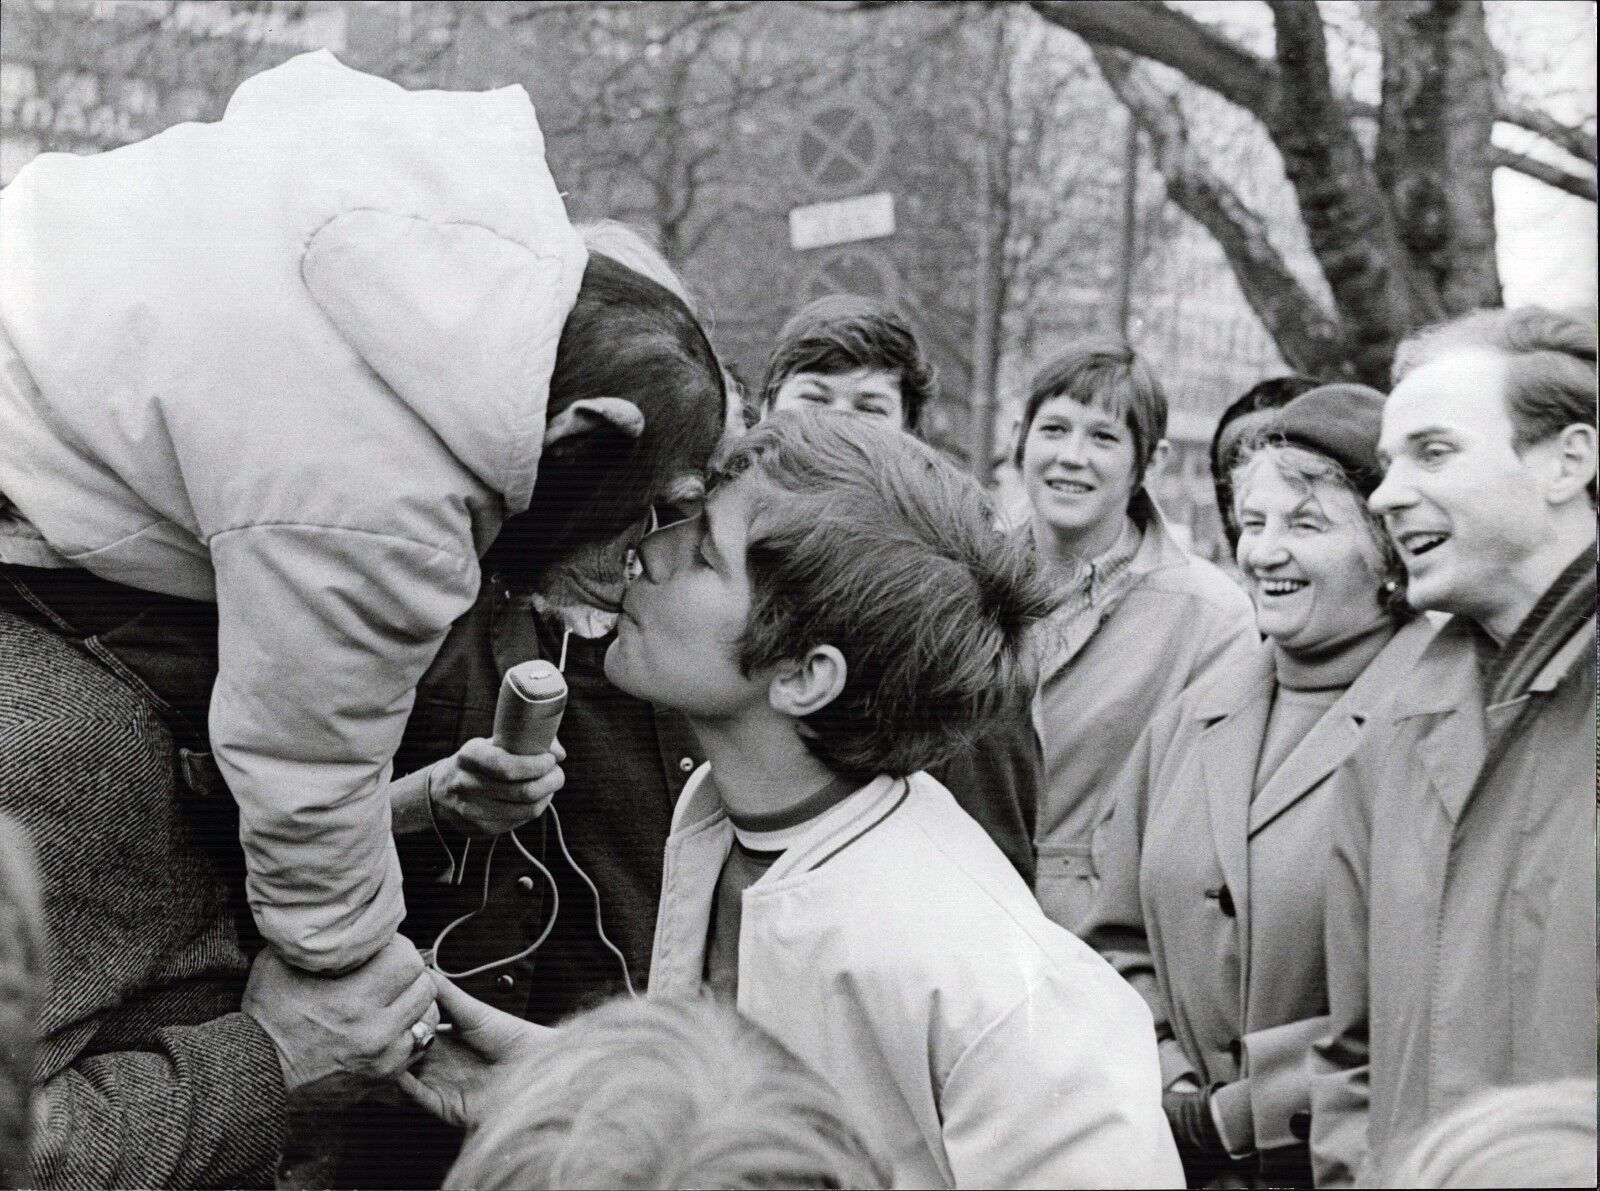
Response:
[516,875,536,892]
[496,973,515,991]
[1289,1110,1312,1141]
[1206,885,1237,917]
[678,757,695,773]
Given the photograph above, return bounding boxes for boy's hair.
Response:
[446,994,889,1191]
[493,252,727,577]
[1014,342,1169,482]
[715,410,1053,778]
[759,296,937,433]
[1393,305,1598,500]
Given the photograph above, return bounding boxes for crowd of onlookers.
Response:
[0,52,1595,1191]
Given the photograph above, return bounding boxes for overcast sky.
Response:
[1492,1,1596,309]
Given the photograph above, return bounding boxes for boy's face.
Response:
[605,473,766,718]
[768,368,905,428]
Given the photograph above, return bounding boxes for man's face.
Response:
[768,368,905,428]
[1371,349,1553,624]
[604,473,767,718]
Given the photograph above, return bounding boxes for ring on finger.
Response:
[409,1019,437,1054]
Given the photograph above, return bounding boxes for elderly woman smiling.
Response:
[1081,383,1436,1188]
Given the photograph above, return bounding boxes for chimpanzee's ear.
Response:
[542,398,646,451]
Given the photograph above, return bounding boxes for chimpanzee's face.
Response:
[528,471,710,632]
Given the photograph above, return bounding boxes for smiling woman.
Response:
[1019,341,1255,934]
[1080,381,1434,1189]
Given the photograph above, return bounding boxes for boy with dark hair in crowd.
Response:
[607,411,1181,1188]
[759,294,937,432]
[756,294,1042,886]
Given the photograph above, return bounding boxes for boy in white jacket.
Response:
[603,411,1183,1189]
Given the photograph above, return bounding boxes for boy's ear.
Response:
[544,398,646,451]
[768,645,848,720]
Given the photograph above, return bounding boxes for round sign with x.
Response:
[799,246,901,306]
[793,100,888,196]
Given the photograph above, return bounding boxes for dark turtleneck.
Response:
[1255,618,1397,794]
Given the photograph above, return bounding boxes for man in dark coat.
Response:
[1311,306,1598,1185]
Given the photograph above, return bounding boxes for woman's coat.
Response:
[1081,618,1434,1157]
[1031,493,1255,930]
[0,52,587,971]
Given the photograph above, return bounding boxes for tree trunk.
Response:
[1372,0,1503,315]
[968,8,1014,484]
[1093,48,1353,381]
[1265,0,1440,385]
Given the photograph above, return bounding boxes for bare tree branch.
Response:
[1498,97,1598,162]
[1491,146,1598,200]
[1024,0,1596,198]
[1090,47,1355,382]
[1267,0,1440,372]
[1027,0,1275,114]
[1369,0,1501,314]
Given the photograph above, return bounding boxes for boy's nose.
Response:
[635,525,674,583]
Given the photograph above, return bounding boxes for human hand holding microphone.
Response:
[427,660,568,837]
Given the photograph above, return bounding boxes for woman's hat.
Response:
[1267,382,1388,496]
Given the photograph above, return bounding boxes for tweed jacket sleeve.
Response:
[31,1014,285,1190]
[0,611,286,1189]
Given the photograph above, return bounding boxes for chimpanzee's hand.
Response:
[243,935,437,1110]
[400,970,555,1128]
[430,736,566,837]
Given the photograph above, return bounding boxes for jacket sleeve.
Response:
[1239,1013,1329,1151]
[939,979,1185,1189]
[30,1013,286,1189]
[1309,748,1376,1187]
[208,523,480,971]
[1082,710,1196,1089]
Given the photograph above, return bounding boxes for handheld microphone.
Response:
[493,659,568,756]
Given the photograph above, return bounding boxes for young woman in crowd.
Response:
[1018,343,1254,930]
[1080,383,1436,1187]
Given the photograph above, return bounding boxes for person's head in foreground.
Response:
[445,995,888,1190]
[1374,305,1597,642]
[1383,1079,1597,1188]
[1231,382,1413,654]
[605,409,1051,780]
[759,296,936,435]
[1210,374,1322,550]
[1015,341,1171,561]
